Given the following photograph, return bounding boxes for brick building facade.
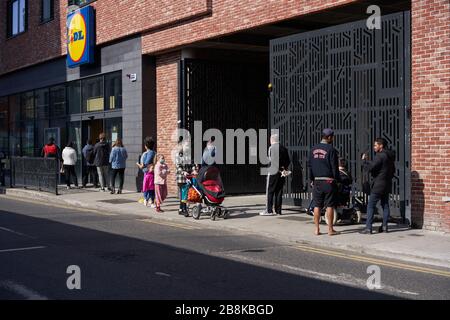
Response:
[0,0,448,232]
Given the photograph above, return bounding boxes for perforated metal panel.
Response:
[270,12,411,221]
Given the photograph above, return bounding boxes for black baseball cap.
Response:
[322,128,334,136]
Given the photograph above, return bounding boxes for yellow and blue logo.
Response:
[67,6,94,67]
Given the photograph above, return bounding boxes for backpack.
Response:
[85,148,95,164]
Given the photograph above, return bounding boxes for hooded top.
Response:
[363,149,396,195]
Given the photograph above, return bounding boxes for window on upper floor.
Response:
[7,0,27,38]
[41,0,54,23]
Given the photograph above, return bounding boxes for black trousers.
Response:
[64,165,78,187]
[83,166,98,187]
[266,173,285,214]
[111,168,125,190]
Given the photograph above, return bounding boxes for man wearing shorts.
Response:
[309,128,340,236]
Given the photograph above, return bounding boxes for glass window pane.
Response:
[105,72,122,110]
[21,91,34,121]
[105,117,122,145]
[35,89,50,153]
[68,81,81,114]
[82,76,104,113]
[42,0,51,21]
[50,85,66,118]
[9,94,20,123]
[12,1,19,35]
[9,121,21,156]
[35,88,49,119]
[0,97,8,155]
[19,0,26,33]
[22,121,34,156]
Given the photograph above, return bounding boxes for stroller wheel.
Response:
[192,204,202,220]
[211,207,221,221]
[352,210,362,224]
[222,209,229,219]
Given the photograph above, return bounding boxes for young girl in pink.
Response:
[154,154,170,212]
[142,163,155,207]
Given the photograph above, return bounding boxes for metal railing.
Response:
[11,157,59,195]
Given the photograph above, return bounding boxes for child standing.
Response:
[154,154,170,212]
[142,163,155,207]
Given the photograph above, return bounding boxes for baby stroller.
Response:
[306,167,362,225]
[306,186,362,225]
[186,165,229,220]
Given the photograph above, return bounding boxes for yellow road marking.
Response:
[137,219,198,230]
[295,244,450,278]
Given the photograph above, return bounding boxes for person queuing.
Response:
[309,128,340,236]
[259,133,291,216]
[93,133,111,192]
[109,138,128,194]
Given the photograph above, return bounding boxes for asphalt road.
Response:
[0,196,449,300]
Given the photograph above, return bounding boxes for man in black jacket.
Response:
[361,138,396,234]
[309,128,340,236]
[93,133,111,192]
[260,134,291,216]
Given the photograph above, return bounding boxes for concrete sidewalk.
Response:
[1,186,450,269]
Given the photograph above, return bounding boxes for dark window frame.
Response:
[40,0,54,24]
[6,0,28,39]
[68,0,96,8]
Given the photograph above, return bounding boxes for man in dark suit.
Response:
[260,134,291,216]
[361,138,396,234]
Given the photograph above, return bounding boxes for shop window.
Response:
[0,97,8,155]
[82,76,103,113]
[21,121,34,156]
[41,0,54,23]
[50,85,66,118]
[21,91,34,121]
[35,89,50,153]
[105,117,122,145]
[9,94,20,123]
[105,72,122,110]
[35,88,49,119]
[7,0,27,38]
[68,80,81,114]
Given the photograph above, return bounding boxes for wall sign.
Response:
[67,6,95,68]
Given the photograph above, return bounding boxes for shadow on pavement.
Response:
[0,208,401,300]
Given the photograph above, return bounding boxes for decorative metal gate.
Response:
[270,12,411,222]
[180,59,268,194]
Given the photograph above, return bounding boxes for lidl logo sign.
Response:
[67,6,94,67]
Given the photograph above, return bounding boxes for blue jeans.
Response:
[144,190,155,202]
[366,193,390,230]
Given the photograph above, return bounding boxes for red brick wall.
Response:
[411,0,450,232]
[1,0,358,75]
[141,0,357,55]
[0,0,66,75]
[0,0,209,75]
[156,51,181,195]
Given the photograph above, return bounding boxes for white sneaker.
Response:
[144,200,148,207]
[259,211,275,216]
[151,204,156,208]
